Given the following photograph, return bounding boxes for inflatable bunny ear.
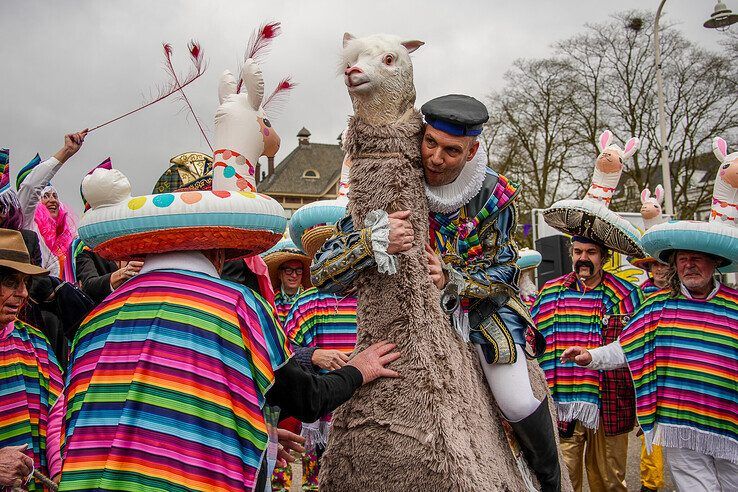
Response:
[218,70,238,104]
[713,137,728,163]
[598,130,613,152]
[622,137,641,160]
[641,188,651,204]
[241,59,265,111]
[654,184,664,204]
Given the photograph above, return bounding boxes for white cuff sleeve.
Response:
[588,341,627,370]
[365,209,397,275]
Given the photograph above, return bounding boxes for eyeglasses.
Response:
[1,274,30,292]
[281,267,303,276]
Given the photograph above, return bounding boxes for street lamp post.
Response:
[651,1,738,217]
[653,0,673,215]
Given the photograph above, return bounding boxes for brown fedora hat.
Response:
[0,229,49,275]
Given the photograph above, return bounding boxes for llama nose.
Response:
[345,66,363,76]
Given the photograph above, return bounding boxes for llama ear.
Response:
[654,184,664,204]
[598,130,613,152]
[622,137,640,160]
[343,32,356,48]
[241,59,264,110]
[713,137,728,163]
[641,188,650,204]
[401,40,424,53]
[218,70,237,104]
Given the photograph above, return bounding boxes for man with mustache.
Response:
[531,237,642,492]
[534,130,645,492]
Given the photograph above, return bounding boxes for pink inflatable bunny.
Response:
[640,185,665,230]
[586,130,640,206]
[711,137,738,224]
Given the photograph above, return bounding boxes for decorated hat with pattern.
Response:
[543,130,645,257]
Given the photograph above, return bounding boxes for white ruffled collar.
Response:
[425,147,489,214]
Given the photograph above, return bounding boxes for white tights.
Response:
[475,345,541,422]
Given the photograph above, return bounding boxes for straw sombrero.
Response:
[642,137,738,273]
[516,248,542,271]
[543,130,645,258]
[289,199,348,259]
[629,256,660,271]
[262,238,311,289]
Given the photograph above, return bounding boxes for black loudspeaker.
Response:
[535,235,572,288]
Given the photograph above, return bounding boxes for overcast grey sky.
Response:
[0,0,730,213]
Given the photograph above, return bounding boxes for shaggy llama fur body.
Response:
[319,114,572,491]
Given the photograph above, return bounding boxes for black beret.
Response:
[421,94,489,136]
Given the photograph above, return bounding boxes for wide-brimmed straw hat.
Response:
[262,238,311,290]
[0,229,49,276]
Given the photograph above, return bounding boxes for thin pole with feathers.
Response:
[163,41,213,152]
[87,41,207,133]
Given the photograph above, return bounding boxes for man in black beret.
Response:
[311,94,561,491]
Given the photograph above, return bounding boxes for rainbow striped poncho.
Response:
[533,272,642,429]
[284,287,357,355]
[620,284,738,463]
[1,320,63,491]
[639,278,661,295]
[59,269,291,492]
[274,288,302,325]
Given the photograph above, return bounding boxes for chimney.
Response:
[255,161,262,185]
[297,127,311,146]
[268,156,275,176]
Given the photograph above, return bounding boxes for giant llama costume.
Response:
[319,32,570,492]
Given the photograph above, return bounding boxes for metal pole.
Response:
[654,0,674,215]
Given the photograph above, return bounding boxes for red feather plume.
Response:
[88,40,208,134]
[263,77,297,113]
[246,21,281,63]
[237,22,282,94]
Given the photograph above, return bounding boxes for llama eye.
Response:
[383,54,394,65]
[262,118,271,128]
[722,163,730,170]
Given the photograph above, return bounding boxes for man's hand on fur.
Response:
[387,210,414,254]
[348,341,400,384]
[312,349,350,371]
[425,243,447,289]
